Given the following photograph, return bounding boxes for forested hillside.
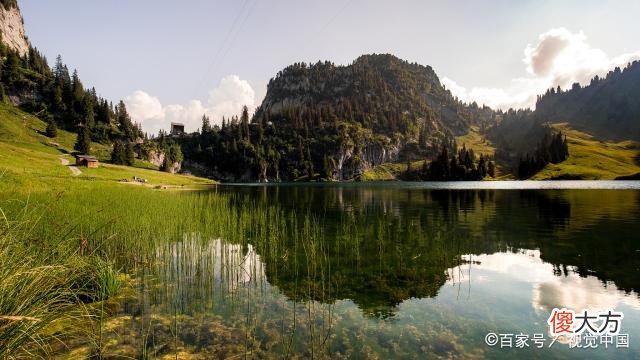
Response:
[535,60,640,141]
[179,54,496,181]
[488,61,640,177]
[0,14,185,173]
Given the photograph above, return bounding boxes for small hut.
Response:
[75,155,99,168]
[171,122,185,136]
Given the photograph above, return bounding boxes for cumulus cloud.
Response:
[443,28,640,110]
[454,251,640,313]
[126,75,256,135]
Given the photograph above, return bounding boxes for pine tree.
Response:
[478,155,487,178]
[201,114,212,134]
[487,161,496,178]
[46,121,58,138]
[240,106,250,141]
[111,141,126,165]
[74,126,91,154]
[125,141,135,166]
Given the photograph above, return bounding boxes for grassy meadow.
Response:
[533,124,640,180]
[0,103,214,192]
[362,123,640,181]
[0,103,218,357]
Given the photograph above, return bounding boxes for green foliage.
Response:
[110,140,135,166]
[0,201,120,358]
[69,257,120,303]
[402,143,495,181]
[535,61,640,141]
[487,160,496,178]
[489,61,640,173]
[177,54,497,181]
[0,42,142,152]
[0,103,214,189]
[161,142,183,172]
[125,141,135,165]
[110,141,126,165]
[74,125,91,154]
[531,125,640,180]
[517,131,569,179]
[45,120,57,138]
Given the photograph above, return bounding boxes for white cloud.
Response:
[443,28,640,110]
[126,75,256,135]
[454,251,640,313]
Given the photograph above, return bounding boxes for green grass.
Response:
[0,103,214,192]
[533,123,640,180]
[361,160,426,181]
[455,125,496,158]
[0,199,123,358]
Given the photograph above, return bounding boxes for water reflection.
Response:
[100,185,640,358]
[223,186,640,312]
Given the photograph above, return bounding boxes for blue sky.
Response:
[20,0,640,133]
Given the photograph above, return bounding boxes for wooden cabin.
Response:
[171,122,185,136]
[75,155,99,168]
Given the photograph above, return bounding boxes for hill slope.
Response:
[535,61,640,141]
[532,124,640,180]
[0,103,213,191]
[487,60,640,178]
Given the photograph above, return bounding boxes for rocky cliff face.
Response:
[332,138,402,180]
[0,4,29,57]
[147,149,182,174]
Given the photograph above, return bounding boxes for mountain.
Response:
[180,54,496,181]
[487,61,640,178]
[0,1,28,57]
[534,60,640,141]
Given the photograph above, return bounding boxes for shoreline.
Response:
[215,179,640,190]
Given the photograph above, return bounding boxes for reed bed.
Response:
[0,184,490,358]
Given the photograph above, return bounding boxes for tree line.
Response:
[517,132,569,179]
[402,143,496,181]
[0,37,157,166]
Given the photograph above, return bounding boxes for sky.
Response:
[19,0,640,134]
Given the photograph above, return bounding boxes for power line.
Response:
[216,0,258,74]
[193,0,252,97]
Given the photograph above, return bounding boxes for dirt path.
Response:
[59,156,82,176]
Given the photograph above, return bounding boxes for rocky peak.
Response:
[0,2,29,57]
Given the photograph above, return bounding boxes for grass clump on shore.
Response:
[0,201,121,358]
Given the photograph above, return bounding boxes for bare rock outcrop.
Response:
[0,4,29,57]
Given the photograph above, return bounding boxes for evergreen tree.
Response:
[111,141,126,165]
[125,141,135,166]
[478,155,487,178]
[46,121,58,138]
[240,106,250,141]
[201,114,212,134]
[161,143,183,173]
[74,126,91,154]
[488,161,496,178]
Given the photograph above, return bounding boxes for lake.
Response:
[55,182,640,358]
